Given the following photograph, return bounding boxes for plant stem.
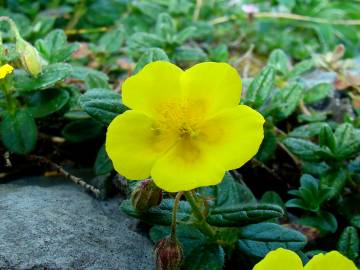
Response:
[211,12,360,26]
[193,0,203,21]
[299,100,311,116]
[184,191,216,238]
[171,192,183,240]
[0,16,21,39]
[65,0,87,30]
[1,80,16,113]
[65,27,108,36]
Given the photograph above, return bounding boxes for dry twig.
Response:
[28,155,101,198]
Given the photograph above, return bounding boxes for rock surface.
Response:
[0,177,154,270]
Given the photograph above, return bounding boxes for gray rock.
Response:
[0,177,154,270]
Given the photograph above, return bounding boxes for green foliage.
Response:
[1,1,359,269]
[133,48,169,74]
[94,144,113,176]
[35,29,79,63]
[337,226,359,261]
[245,66,275,109]
[183,244,225,270]
[79,89,127,125]
[237,223,306,258]
[62,119,103,142]
[14,63,72,91]
[286,174,329,212]
[25,89,70,118]
[303,83,332,104]
[0,109,37,154]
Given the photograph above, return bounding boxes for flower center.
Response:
[155,100,205,140]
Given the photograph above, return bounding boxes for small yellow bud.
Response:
[131,179,162,212]
[0,64,14,79]
[16,37,43,77]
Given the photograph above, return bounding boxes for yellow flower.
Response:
[106,61,265,192]
[0,64,14,79]
[253,248,358,270]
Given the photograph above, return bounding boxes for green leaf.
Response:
[268,49,289,75]
[289,122,328,139]
[183,244,225,270]
[207,203,284,227]
[62,119,103,142]
[35,29,79,63]
[333,123,360,159]
[351,215,360,229]
[286,174,328,212]
[299,211,337,233]
[70,66,109,81]
[208,44,229,62]
[283,137,331,162]
[337,226,359,261]
[261,191,286,210]
[287,60,314,79]
[199,172,256,208]
[25,88,70,118]
[133,48,169,74]
[338,194,360,222]
[94,144,113,175]
[266,82,303,121]
[79,88,127,125]
[174,26,196,45]
[121,199,191,226]
[245,66,275,109]
[298,112,327,123]
[14,63,72,91]
[128,33,164,56]
[319,124,336,152]
[256,128,277,162]
[133,1,165,19]
[320,169,347,200]
[85,73,110,90]
[302,161,330,176]
[0,109,37,155]
[97,28,124,53]
[237,223,306,258]
[155,13,176,41]
[173,47,207,62]
[150,224,207,258]
[303,83,332,104]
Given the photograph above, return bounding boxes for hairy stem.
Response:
[171,192,183,240]
[184,191,216,238]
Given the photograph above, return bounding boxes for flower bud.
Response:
[131,179,162,212]
[154,237,183,270]
[16,36,43,77]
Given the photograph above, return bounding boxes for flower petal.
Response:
[199,105,265,170]
[122,61,184,117]
[182,62,242,116]
[151,138,225,192]
[105,110,175,180]
[0,64,14,79]
[253,248,303,270]
[304,251,358,270]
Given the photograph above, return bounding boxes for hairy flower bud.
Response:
[131,179,162,212]
[154,237,183,270]
[16,36,43,77]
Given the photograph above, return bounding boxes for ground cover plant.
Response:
[0,0,360,269]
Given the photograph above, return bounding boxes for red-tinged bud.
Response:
[131,179,162,212]
[154,236,183,270]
